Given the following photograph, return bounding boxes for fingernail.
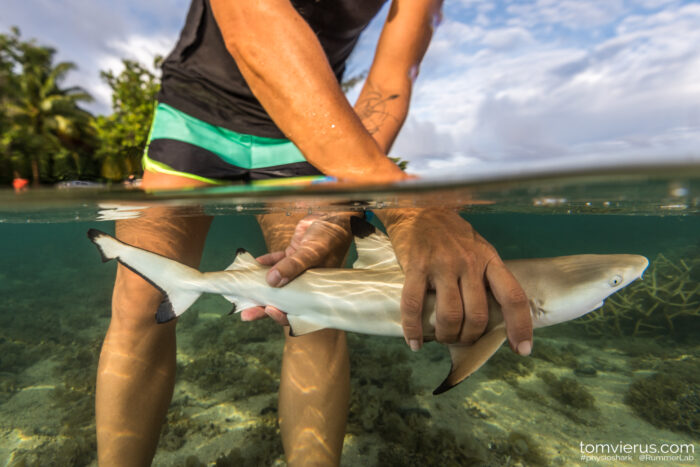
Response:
[517,340,532,356]
[409,339,421,352]
[240,313,251,322]
[268,270,282,287]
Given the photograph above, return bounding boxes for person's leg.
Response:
[257,213,351,467]
[96,171,212,466]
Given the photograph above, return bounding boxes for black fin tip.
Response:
[155,297,177,323]
[87,229,112,262]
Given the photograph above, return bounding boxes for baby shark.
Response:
[88,218,648,394]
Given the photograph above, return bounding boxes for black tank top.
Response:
[159,0,386,139]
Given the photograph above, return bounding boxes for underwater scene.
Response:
[0,168,698,466]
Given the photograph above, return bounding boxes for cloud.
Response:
[481,27,535,51]
[391,1,700,176]
[1,0,187,114]
[90,34,175,111]
[2,0,698,176]
[506,0,627,30]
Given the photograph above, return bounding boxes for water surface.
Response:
[0,165,698,466]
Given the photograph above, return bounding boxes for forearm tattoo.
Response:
[355,82,399,135]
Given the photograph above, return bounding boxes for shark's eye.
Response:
[609,275,623,287]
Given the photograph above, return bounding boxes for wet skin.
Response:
[96,170,352,466]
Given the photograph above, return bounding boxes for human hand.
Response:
[239,214,354,325]
[379,208,533,355]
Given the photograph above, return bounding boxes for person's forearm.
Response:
[354,0,440,154]
[354,77,411,154]
[210,0,406,183]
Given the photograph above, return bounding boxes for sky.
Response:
[3,0,699,178]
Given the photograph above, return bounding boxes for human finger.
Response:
[256,251,286,266]
[458,270,489,345]
[432,276,464,343]
[240,306,267,321]
[401,270,427,351]
[266,245,322,286]
[486,258,533,355]
[264,306,290,326]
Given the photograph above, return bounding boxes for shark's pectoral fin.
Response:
[287,315,327,337]
[223,295,263,315]
[433,325,507,395]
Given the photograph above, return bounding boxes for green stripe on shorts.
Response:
[148,103,307,170]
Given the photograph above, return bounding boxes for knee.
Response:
[110,267,165,331]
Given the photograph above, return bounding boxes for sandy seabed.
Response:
[1,288,697,466]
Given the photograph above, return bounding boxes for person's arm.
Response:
[210,0,406,183]
[352,0,442,153]
[238,0,533,357]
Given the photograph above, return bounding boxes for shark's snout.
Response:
[637,256,650,279]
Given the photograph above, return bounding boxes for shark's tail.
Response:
[87,229,204,323]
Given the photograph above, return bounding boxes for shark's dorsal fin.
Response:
[288,315,327,336]
[226,248,261,271]
[433,324,507,395]
[350,217,401,271]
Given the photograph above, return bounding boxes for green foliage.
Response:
[1,28,160,184]
[340,71,367,93]
[0,29,97,183]
[1,28,408,185]
[0,27,97,184]
[92,58,161,181]
[389,156,409,171]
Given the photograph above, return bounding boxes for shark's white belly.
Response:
[202,268,407,336]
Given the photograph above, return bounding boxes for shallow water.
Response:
[0,166,698,466]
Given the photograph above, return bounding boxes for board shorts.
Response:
[142,103,326,185]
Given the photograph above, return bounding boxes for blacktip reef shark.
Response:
[87,218,648,394]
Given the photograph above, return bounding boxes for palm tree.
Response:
[6,37,93,185]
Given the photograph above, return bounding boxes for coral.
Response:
[10,436,96,467]
[625,359,700,437]
[174,455,207,467]
[214,424,283,466]
[180,348,279,399]
[577,251,700,337]
[513,371,599,426]
[375,426,489,467]
[180,316,282,399]
[489,431,548,467]
[160,405,224,452]
[531,342,580,369]
[538,371,595,410]
[482,347,535,386]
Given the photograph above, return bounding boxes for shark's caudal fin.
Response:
[433,325,507,394]
[87,229,203,323]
